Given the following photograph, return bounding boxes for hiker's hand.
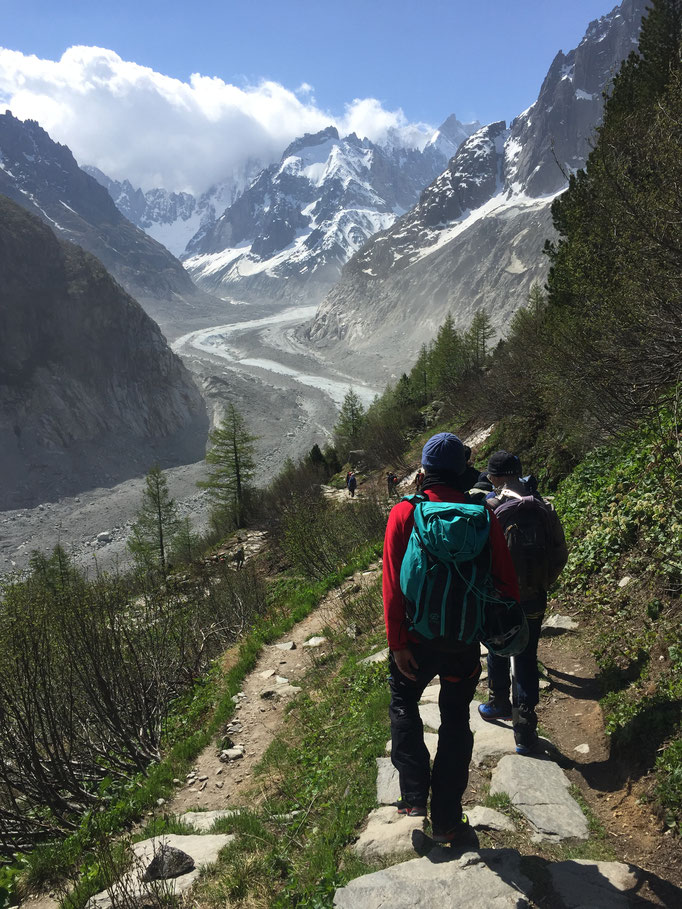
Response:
[393,648,419,681]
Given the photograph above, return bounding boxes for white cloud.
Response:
[340,97,433,150]
[0,46,434,195]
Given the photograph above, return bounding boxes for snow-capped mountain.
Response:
[0,112,223,327]
[83,163,262,258]
[182,116,479,305]
[304,0,648,383]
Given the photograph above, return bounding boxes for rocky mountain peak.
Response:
[281,126,340,160]
[505,0,648,196]
[0,111,221,327]
[303,0,648,384]
[182,121,478,305]
[426,113,483,161]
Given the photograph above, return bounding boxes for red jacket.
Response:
[383,486,520,651]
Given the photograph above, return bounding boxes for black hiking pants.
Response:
[388,642,480,832]
[487,593,547,710]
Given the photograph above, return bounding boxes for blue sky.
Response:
[3,0,618,123]
[0,0,624,192]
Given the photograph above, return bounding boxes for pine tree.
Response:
[334,388,366,455]
[409,343,433,405]
[171,516,201,566]
[128,465,179,576]
[430,313,466,395]
[199,404,257,529]
[543,0,682,427]
[465,310,495,370]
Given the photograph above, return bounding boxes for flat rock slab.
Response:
[469,702,516,765]
[335,848,532,907]
[352,806,424,861]
[360,647,389,665]
[490,755,589,841]
[86,834,233,908]
[467,806,515,832]
[302,636,327,648]
[419,702,441,731]
[274,641,296,650]
[419,683,441,703]
[542,614,578,635]
[376,757,401,805]
[386,732,438,762]
[180,810,239,832]
[550,859,641,908]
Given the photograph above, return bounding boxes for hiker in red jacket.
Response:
[383,432,519,843]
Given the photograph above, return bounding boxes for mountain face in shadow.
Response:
[0,196,208,509]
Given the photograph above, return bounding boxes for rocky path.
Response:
[334,617,680,908]
[22,585,682,908]
[168,562,379,815]
[73,562,382,908]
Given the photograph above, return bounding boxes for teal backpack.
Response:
[399,494,528,656]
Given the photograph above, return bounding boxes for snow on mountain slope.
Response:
[182,117,479,305]
[0,111,222,328]
[303,0,648,384]
[84,163,261,257]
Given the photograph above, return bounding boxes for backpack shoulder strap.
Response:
[402,492,428,508]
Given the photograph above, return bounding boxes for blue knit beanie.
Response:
[421,432,466,475]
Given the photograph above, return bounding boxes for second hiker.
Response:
[479,450,568,754]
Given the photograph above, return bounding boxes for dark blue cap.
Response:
[487,450,522,477]
[421,432,466,474]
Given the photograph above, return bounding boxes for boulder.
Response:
[360,648,390,665]
[467,806,515,832]
[140,845,194,882]
[376,758,400,805]
[541,614,578,635]
[85,834,233,908]
[549,859,641,908]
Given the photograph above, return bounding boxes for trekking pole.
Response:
[510,655,519,724]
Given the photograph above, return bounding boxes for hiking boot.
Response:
[396,798,427,817]
[431,813,478,846]
[514,704,539,755]
[478,698,513,722]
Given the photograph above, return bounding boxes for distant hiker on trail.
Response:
[414,468,425,492]
[479,450,568,755]
[383,432,521,843]
[233,546,245,569]
[347,472,357,497]
[346,470,352,489]
[386,471,398,496]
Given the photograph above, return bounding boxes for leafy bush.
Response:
[276,496,386,580]
[0,549,267,855]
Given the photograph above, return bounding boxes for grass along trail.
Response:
[165,562,382,819]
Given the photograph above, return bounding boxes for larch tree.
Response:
[333,388,366,455]
[128,465,179,577]
[465,309,495,370]
[199,404,257,529]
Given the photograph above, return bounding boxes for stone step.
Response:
[490,754,589,842]
[334,848,642,908]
